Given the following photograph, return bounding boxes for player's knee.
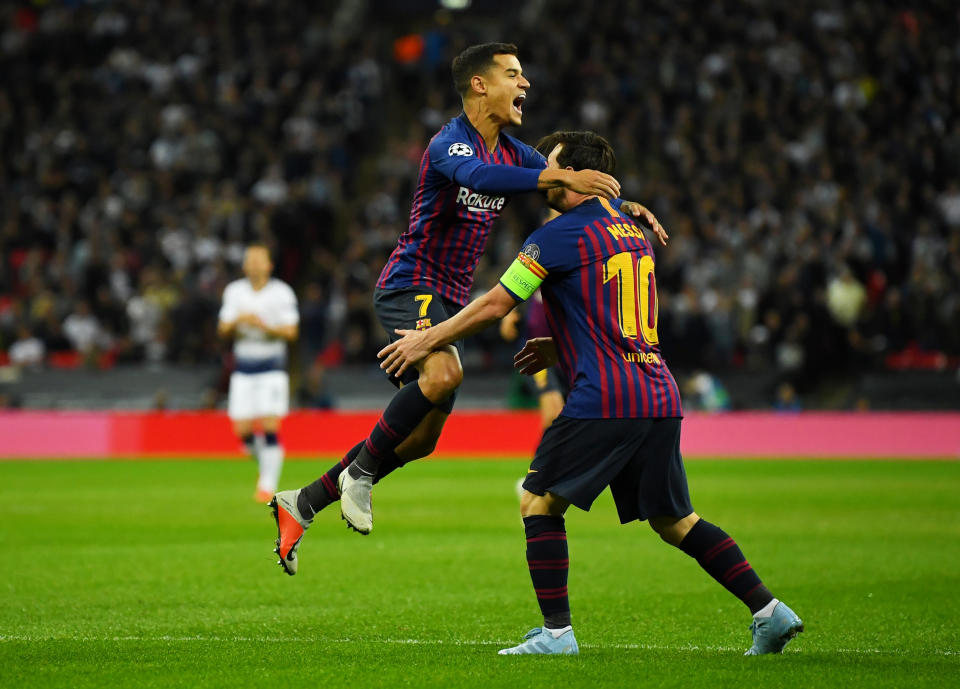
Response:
[649,513,698,547]
[437,360,464,390]
[519,491,540,517]
[520,491,563,518]
[649,517,674,544]
[419,362,463,400]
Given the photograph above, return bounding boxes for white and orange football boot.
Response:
[269,489,313,576]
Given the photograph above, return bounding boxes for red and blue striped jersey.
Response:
[499,197,682,419]
[377,113,546,306]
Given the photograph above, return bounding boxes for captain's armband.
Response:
[499,251,547,302]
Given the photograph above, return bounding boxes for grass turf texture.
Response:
[0,459,957,689]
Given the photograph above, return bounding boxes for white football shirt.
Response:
[218,278,299,364]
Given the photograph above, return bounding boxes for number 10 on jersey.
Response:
[603,252,659,345]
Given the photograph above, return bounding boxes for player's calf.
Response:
[670,516,804,654]
[256,430,284,500]
[394,423,442,461]
[673,517,776,614]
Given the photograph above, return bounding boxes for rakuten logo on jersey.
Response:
[456,186,506,213]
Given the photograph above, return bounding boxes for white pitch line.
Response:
[0,635,955,656]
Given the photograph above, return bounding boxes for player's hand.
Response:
[236,313,267,330]
[378,329,431,379]
[564,169,621,199]
[620,200,668,246]
[499,310,521,342]
[514,337,558,375]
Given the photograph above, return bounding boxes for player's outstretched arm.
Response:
[379,284,519,379]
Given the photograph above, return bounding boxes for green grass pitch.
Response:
[1,458,958,688]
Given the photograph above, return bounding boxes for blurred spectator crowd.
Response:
[0,0,958,406]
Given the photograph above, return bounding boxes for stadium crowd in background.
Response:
[0,0,958,407]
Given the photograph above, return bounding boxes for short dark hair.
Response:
[451,42,518,97]
[535,131,616,175]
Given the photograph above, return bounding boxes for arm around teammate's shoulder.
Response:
[429,136,544,194]
[537,168,620,199]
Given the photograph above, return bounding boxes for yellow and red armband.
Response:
[499,251,547,301]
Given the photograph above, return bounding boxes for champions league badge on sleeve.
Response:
[448,142,474,157]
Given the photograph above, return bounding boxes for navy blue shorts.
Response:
[522,416,693,524]
[373,286,464,390]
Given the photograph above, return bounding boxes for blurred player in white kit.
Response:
[218,245,299,502]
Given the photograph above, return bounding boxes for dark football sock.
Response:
[242,433,256,458]
[678,519,774,614]
[297,441,363,518]
[348,445,408,480]
[348,447,378,478]
[373,451,406,484]
[523,515,571,629]
[353,382,438,476]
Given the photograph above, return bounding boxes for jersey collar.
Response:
[458,112,498,154]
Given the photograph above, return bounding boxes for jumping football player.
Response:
[270,43,666,574]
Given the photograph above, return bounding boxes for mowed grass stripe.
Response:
[1,459,958,689]
[2,634,956,657]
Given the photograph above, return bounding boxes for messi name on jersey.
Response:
[455,186,506,213]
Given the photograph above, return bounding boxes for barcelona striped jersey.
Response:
[499,197,682,419]
[377,113,546,306]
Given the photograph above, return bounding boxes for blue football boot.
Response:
[744,601,804,655]
[498,627,579,655]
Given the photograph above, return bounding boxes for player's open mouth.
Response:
[513,94,525,114]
